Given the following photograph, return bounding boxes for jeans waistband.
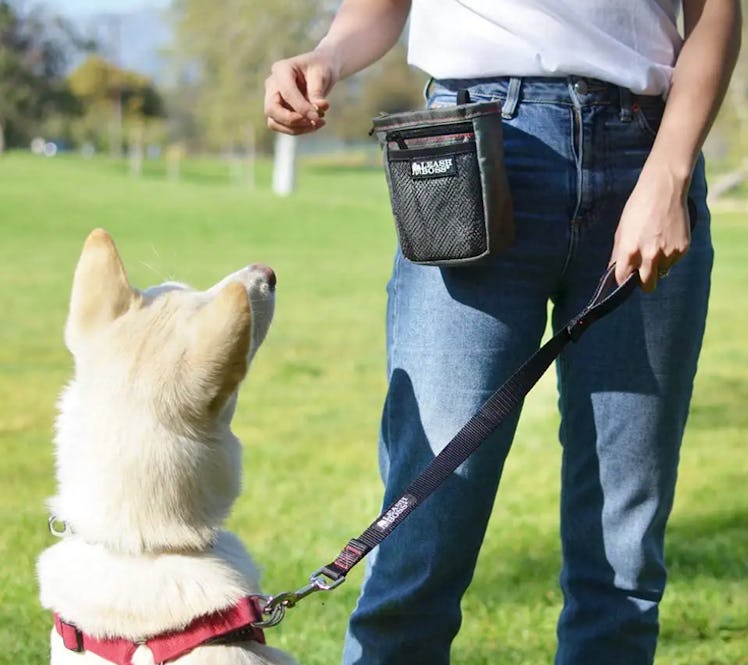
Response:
[429,76,664,120]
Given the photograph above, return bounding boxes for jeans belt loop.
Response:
[619,86,634,122]
[501,77,522,119]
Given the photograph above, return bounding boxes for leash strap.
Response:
[320,265,639,581]
[259,199,697,621]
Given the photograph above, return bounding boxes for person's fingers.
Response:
[264,90,305,125]
[611,240,640,287]
[265,87,329,134]
[266,117,297,135]
[270,62,319,121]
[638,259,657,292]
[266,115,326,136]
[305,64,334,114]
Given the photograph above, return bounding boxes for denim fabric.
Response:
[343,77,712,665]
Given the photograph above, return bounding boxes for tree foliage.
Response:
[69,55,164,119]
[329,43,427,143]
[709,0,748,170]
[169,1,431,151]
[171,0,335,150]
[0,1,80,150]
[65,55,165,151]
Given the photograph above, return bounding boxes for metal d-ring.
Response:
[252,596,287,629]
[48,515,73,538]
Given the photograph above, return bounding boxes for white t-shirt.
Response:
[408,0,682,95]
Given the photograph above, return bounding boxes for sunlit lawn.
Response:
[0,152,745,664]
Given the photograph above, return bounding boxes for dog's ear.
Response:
[66,229,136,349]
[189,281,252,413]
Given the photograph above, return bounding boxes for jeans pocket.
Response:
[634,102,665,138]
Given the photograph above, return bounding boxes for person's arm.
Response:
[611,0,742,290]
[264,0,411,135]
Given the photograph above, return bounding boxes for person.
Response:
[264,2,742,664]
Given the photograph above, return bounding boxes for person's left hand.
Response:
[610,162,692,291]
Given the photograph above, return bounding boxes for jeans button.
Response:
[574,79,588,95]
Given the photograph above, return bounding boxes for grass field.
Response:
[0,152,746,664]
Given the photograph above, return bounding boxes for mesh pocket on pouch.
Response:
[387,142,486,263]
[372,101,513,267]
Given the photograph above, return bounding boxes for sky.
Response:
[31,0,172,80]
[39,0,170,17]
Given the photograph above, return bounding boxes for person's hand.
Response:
[264,48,338,135]
[610,163,692,291]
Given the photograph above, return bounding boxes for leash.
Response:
[255,262,642,628]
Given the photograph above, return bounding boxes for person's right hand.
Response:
[264,49,338,135]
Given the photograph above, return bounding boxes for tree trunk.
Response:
[0,119,5,154]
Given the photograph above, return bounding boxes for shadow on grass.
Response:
[469,507,747,609]
[666,509,748,579]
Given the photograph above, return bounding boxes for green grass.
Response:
[0,152,746,664]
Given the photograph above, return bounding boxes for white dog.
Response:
[37,229,296,665]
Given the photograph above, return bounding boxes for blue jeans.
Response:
[343,77,712,665]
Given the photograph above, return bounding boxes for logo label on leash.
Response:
[410,157,456,179]
[376,494,417,532]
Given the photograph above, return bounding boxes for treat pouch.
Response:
[371,100,514,266]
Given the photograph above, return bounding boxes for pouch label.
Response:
[410,157,456,179]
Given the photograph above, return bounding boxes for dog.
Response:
[37,229,296,665]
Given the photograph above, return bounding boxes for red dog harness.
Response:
[54,596,266,665]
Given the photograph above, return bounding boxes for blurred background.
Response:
[0,0,432,188]
[1,0,746,196]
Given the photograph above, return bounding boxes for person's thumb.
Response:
[306,64,333,113]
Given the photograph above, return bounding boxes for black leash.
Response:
[318,263,639,582]
[254,262,643,627]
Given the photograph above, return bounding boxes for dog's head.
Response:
[49,229,275,554]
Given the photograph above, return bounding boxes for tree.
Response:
[170,0,335,152]
[704,0,748,194]
[67,55,165,152]
[329,43,427,143]
[0,1,80,151]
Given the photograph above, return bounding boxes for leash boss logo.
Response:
[376,494,417,532]
[410,156,457,179]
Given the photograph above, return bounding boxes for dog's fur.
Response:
[37,229,296,665]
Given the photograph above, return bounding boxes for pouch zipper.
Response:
[388,121,475,149]
[387,141,475,161]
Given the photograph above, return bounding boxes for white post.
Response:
[272,133,297,196]
[246,123,255,191]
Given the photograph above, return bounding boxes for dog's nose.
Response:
[249,263,276,289]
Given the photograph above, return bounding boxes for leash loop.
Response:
[566,266,639,342]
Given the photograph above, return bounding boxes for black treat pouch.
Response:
[370,94,513,266]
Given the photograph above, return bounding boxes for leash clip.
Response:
[253,568,345,628]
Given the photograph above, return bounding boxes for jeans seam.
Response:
[386,255,403,454]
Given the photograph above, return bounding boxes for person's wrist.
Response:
[642,151,693,200]
[313,40,343,82]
